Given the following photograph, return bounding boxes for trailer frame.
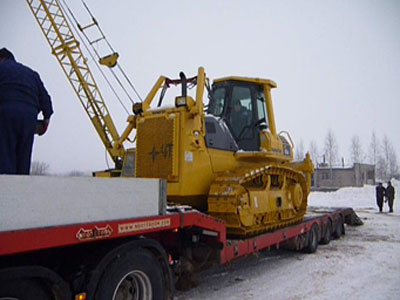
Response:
[0,204,362,300]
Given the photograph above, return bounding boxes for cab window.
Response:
[256,88,268,128]
[229,86,253,138]
[207,86,226,117]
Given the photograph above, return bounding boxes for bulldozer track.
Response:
[209,164,309,237]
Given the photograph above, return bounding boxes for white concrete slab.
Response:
[0,175,165,232]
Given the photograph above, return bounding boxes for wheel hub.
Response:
[113,270,152,300]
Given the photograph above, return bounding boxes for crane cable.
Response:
[59,0,136,116]
[80,0,142,103]
[81,0,143,103]
[59,0,131,115]
[81,0,142,104]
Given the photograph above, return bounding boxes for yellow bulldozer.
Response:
[27,0,314,237]
[122,67,314,236]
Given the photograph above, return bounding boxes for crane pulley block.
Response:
[99,52,119,68]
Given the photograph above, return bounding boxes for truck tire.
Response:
[320,219,332,245]
[333,216,344,239]
[95,248,166,300]
[0,279,51,300]
[304,223,319,253]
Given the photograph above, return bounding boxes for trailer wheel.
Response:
[0,279,51,300]
[304,223,319,253]
[95,248,165,300]
[320,219,332,245]
[333,216,344,239]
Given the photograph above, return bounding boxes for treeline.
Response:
[295,129,399,181]
[30,161,88,177]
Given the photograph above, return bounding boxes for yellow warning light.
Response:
[75,293,87,300]
[173,228,179,233]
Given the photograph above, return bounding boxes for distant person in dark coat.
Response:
[0,48,53,175]
[376,182,386,213]
[385,181,395,213]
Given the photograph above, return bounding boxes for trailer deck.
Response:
[0,204,362,263]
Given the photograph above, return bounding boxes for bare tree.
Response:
[350,134,364,164]
[388,152,399,179]
[68,170,86,177]
[324,129,338,168]
[295,139,305,161]
[380,135,399,180]
[308,140,319,166]
[30,161,50,175]
[368,131,379,167]
[376,155,386,180]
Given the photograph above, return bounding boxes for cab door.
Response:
[226,82,266,151]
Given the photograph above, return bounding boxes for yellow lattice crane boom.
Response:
[26,0,125,167]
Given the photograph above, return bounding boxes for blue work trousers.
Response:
[0,103,37,174]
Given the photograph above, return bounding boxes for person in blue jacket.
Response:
[0,48,53,174]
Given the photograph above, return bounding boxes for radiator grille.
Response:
[136,116,176,179]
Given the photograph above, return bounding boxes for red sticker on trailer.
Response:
[118,218,171,234]
[76,225,113,241]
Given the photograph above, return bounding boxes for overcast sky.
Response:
[1,0,399,173]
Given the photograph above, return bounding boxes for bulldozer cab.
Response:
[208,80,269,151]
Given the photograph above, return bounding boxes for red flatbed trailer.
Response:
[0,203,362,300]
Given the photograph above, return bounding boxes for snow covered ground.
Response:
[176,180,400,300]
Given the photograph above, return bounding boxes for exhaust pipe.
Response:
[180,71,187,97]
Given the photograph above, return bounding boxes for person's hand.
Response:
[39,119,50,136]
